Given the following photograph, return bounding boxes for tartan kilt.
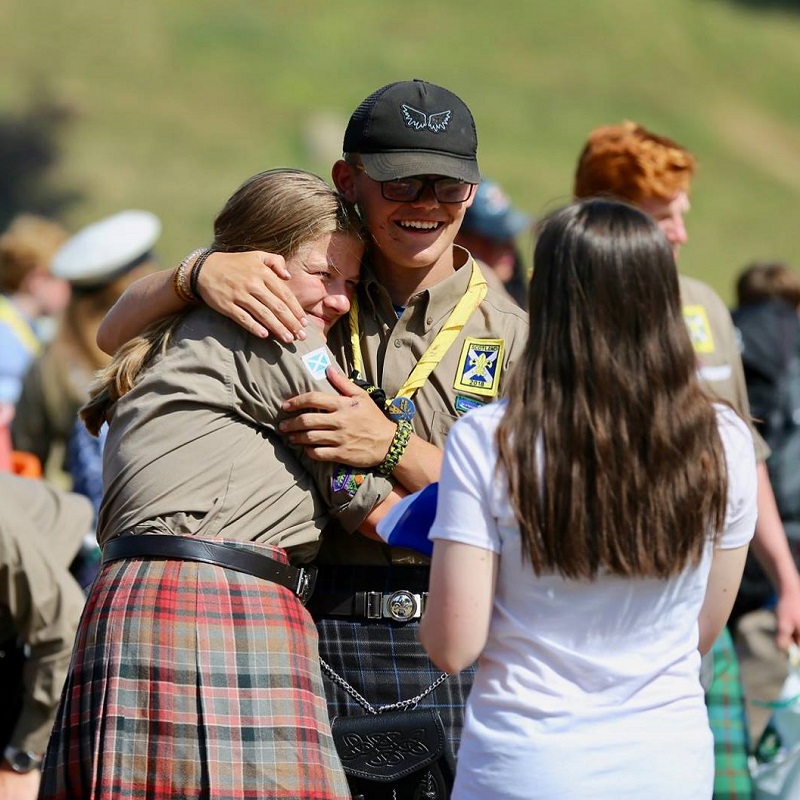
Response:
[40,539,350,800]
[316,617,475,758]
[706,625,754,800]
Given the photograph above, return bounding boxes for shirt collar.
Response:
[359,246,476,334]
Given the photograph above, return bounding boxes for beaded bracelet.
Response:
[172,248,205,304]
[378,419,413,475]
[189,248,215,302]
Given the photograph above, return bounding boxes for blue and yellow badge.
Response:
[453,338,504,398]
[683,305,715,354]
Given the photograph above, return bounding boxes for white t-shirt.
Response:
[429,401,757,800]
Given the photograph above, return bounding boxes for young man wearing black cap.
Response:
[97,79,529,778]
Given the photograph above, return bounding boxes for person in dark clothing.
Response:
[731,262,800,625]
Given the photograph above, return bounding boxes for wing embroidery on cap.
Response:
[427,110,451,133]
[400,105,451,133]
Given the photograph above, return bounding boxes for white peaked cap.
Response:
[52,210,161,288]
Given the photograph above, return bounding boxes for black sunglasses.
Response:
[354,165,475,204]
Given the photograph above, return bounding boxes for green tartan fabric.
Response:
[706,626,754,800]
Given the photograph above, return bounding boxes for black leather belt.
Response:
[306,566,432,622]
[309,589,428,622]
[102,534,317,605]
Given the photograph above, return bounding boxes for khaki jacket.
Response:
[98,308,394,562]
[0,475,91,753]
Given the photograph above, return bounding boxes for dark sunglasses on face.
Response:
[381,176,475,204]
[353,165,475,204]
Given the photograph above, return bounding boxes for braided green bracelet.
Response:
[378,419,413,475]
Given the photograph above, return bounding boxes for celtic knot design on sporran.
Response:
[338,724,434,769]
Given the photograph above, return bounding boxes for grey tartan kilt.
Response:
[316,616,476,756]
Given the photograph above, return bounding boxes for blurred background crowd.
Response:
[2,0,800,795]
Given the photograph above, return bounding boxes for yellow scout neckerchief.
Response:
[0,296,42,356]
[348,259,488,421]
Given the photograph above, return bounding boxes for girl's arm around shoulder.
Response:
[97,251,307,354]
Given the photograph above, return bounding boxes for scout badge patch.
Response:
[331,465,365,498]
[683,305,715,354]
[454,338,504,398]
[301,347,333,380]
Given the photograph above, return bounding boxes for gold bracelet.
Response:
[172,263,190,302]
[172,248,205,304]
[378,419,413,475]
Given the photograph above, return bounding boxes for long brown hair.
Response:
[496,198,728,579]
[81,169,364,435]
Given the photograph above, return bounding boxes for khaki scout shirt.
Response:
[680,274,769,461]
[0,474,91,754]
[322,254,530,565]
[98,308,393,562]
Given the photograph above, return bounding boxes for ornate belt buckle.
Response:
[383,589,419,622]
[296,565,317,605]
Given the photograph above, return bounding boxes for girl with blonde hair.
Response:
[41,169,399,800]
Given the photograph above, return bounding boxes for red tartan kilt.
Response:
[40,538,350,800]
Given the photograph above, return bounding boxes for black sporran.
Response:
[331,708,454,800]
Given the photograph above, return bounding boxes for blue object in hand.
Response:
[381,482,438,557]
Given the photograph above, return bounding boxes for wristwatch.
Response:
[2,746,43,773]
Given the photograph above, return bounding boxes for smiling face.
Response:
[332,160,475,298]
[355,169,473,270]
[636,190,690,260]
[284,231,363,337]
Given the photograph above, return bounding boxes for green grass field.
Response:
[3,0,800,304]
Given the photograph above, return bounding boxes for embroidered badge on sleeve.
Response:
[302,347,333,380]
[453,338,504,398]
[331,465,366,499]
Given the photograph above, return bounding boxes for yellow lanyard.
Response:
[0,296,42,357]
[349,260,488,414]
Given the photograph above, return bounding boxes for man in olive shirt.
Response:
[0,474,91,800]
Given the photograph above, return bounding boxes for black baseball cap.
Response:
[343,79,480,184]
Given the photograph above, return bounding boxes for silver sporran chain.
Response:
[319,658,449,714]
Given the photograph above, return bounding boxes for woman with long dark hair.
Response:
[420,198,757,799]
